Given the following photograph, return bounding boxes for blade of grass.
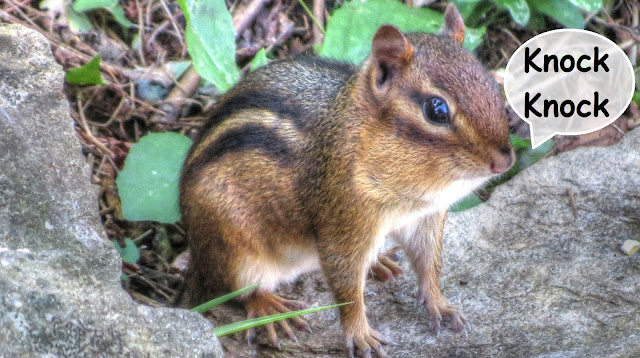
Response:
[214,302,352,337]
[297,0,325,35]
[190,284,260,313]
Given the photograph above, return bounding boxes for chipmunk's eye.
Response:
[423,96,450,125]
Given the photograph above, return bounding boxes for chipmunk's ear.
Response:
[442,3,465,44]
[371,24,414,94]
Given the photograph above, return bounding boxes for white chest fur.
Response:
[426,176,491,212]
[376,175,491,251]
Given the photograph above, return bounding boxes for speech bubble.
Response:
[504,29,635,148]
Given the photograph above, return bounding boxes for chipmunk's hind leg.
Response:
[244,290,311,349]
[233,238,318,348]
[370,246,404,282]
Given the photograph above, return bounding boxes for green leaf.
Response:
[319,0,440,63]
[214,302,351,337]
[166,60,192,79]
[112,238,140,263]
[517,136,553,168]
[450,192,483,212]
[72,0,117,12]
[526,9,547,31]
[567,0,602,12]
[116,132,193,223]
[177,0,240,92]
[72,0,133,28]
[65,55,105,85]
[66,5,94,33]
[109,4,134,28]
[509,134,530,149]
[191,284,260,313]
[319,0,484,64]
[454,0,494,28]
[633,91,640,106]
[495,0,530,26]
[529,0,584,29]
[464,27,486,52]
[504,135,553,178]
[249,48,268,72]
[451,0,483,21]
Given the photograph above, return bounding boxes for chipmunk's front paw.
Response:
[345,326,392,358]
[418,292,470,336]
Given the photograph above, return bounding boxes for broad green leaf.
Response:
[464,27,486,52]
[116,132,193,223]
[249,48,268,72]
[112,238,140,263]
[495,0,530,25]
[529,0,584,29]
[66,5,94,33]
[72,0,133,28]
[526,9,547,31]
[166,60,192,79]
[567,0,602,12]
[455,0,494,28]
[65,55,105,85]
[131,33,141,51]
[214,302,351,337]
[177,0,240,92]
[450,192,483,212]
[109,5,134,28]
[319,0,440,63]
[633,91,640,106]
[451,0,482,21]
[72,0,117,12]
[191,284,260,313]
[319,0,484,64]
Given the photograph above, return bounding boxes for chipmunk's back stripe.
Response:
[184,124,294,178]
[197,90,307,138]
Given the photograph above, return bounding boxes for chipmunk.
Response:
[177,4,514,357]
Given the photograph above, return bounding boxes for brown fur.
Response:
[177,4,513,357]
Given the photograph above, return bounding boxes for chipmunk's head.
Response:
[355,4,514,209]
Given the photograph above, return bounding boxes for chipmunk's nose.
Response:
[489,146,515,174]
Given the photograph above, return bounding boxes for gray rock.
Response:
[212,128,640,357]
[0,24,222,358]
